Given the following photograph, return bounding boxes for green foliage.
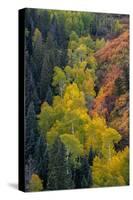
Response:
[32,28,44,82]
[52,62,96,100]
[95,38,105,50]
[68,33,96,67]
[52,66,67,96]
[39,82,121,164]
[47,137,74,190]
[38,102,56,135]
[86,55,97,70]
[113,20,123,35]
[34,134,48,189]
[60,134,84,159]
[79,35,95,49]
[40,32,60,100]
[29,174,43,192]
[81,156,92,187]
[43,83,90,149]
[25,9,129,191]
[25,101,38,160]
[32,28,42,44]
[69,31,79,42]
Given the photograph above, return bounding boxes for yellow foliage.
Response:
[60,134,84,159]
[32,28,42,44]
[85,116,121,158]
[92,147,129,187]
[29,174,43,192]
[63,83,86,110]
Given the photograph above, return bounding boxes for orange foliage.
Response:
[110,93,129,138]
[91,31,129,149]
[91,65,122,118]
[95,31,129,64]
[91,31,129,121]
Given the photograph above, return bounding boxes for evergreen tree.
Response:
[32,88,40,113]
[34,134,48,188]
[45,86,53,105]
[40,32,59,101]
[24,52,40,115]
[40,52,50,101]
[32,28,44,96]
[25,101,38,161]
[50,15,59,43]
[23,9,129,191]
[81,176,88,188]
[37,10,50,39]
[88,146,95,166]
[24,52,33,115]
[47,137,74,190]
[81,156,92,188]
[74,156,92,188]
[25,155,36,191]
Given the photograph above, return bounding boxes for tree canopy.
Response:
[24,8,129,191]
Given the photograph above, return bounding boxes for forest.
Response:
[24,9,129,191]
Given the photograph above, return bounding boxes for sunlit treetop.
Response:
[52,63,96,99]
[92,146,129,187]
[85,116,121,158]
[29,174,43,192]
[32,28,43,45]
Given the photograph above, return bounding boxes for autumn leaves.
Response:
[38,30,129,187]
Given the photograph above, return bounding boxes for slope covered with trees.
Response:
[24,9,129,191]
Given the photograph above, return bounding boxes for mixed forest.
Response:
[24,9,129,191]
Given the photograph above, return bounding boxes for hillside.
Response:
[24,9,129,191]
[92,31,129,149]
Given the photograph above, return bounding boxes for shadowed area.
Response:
[8,183,18,190]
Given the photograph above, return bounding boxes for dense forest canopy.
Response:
[24,9,129,191]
